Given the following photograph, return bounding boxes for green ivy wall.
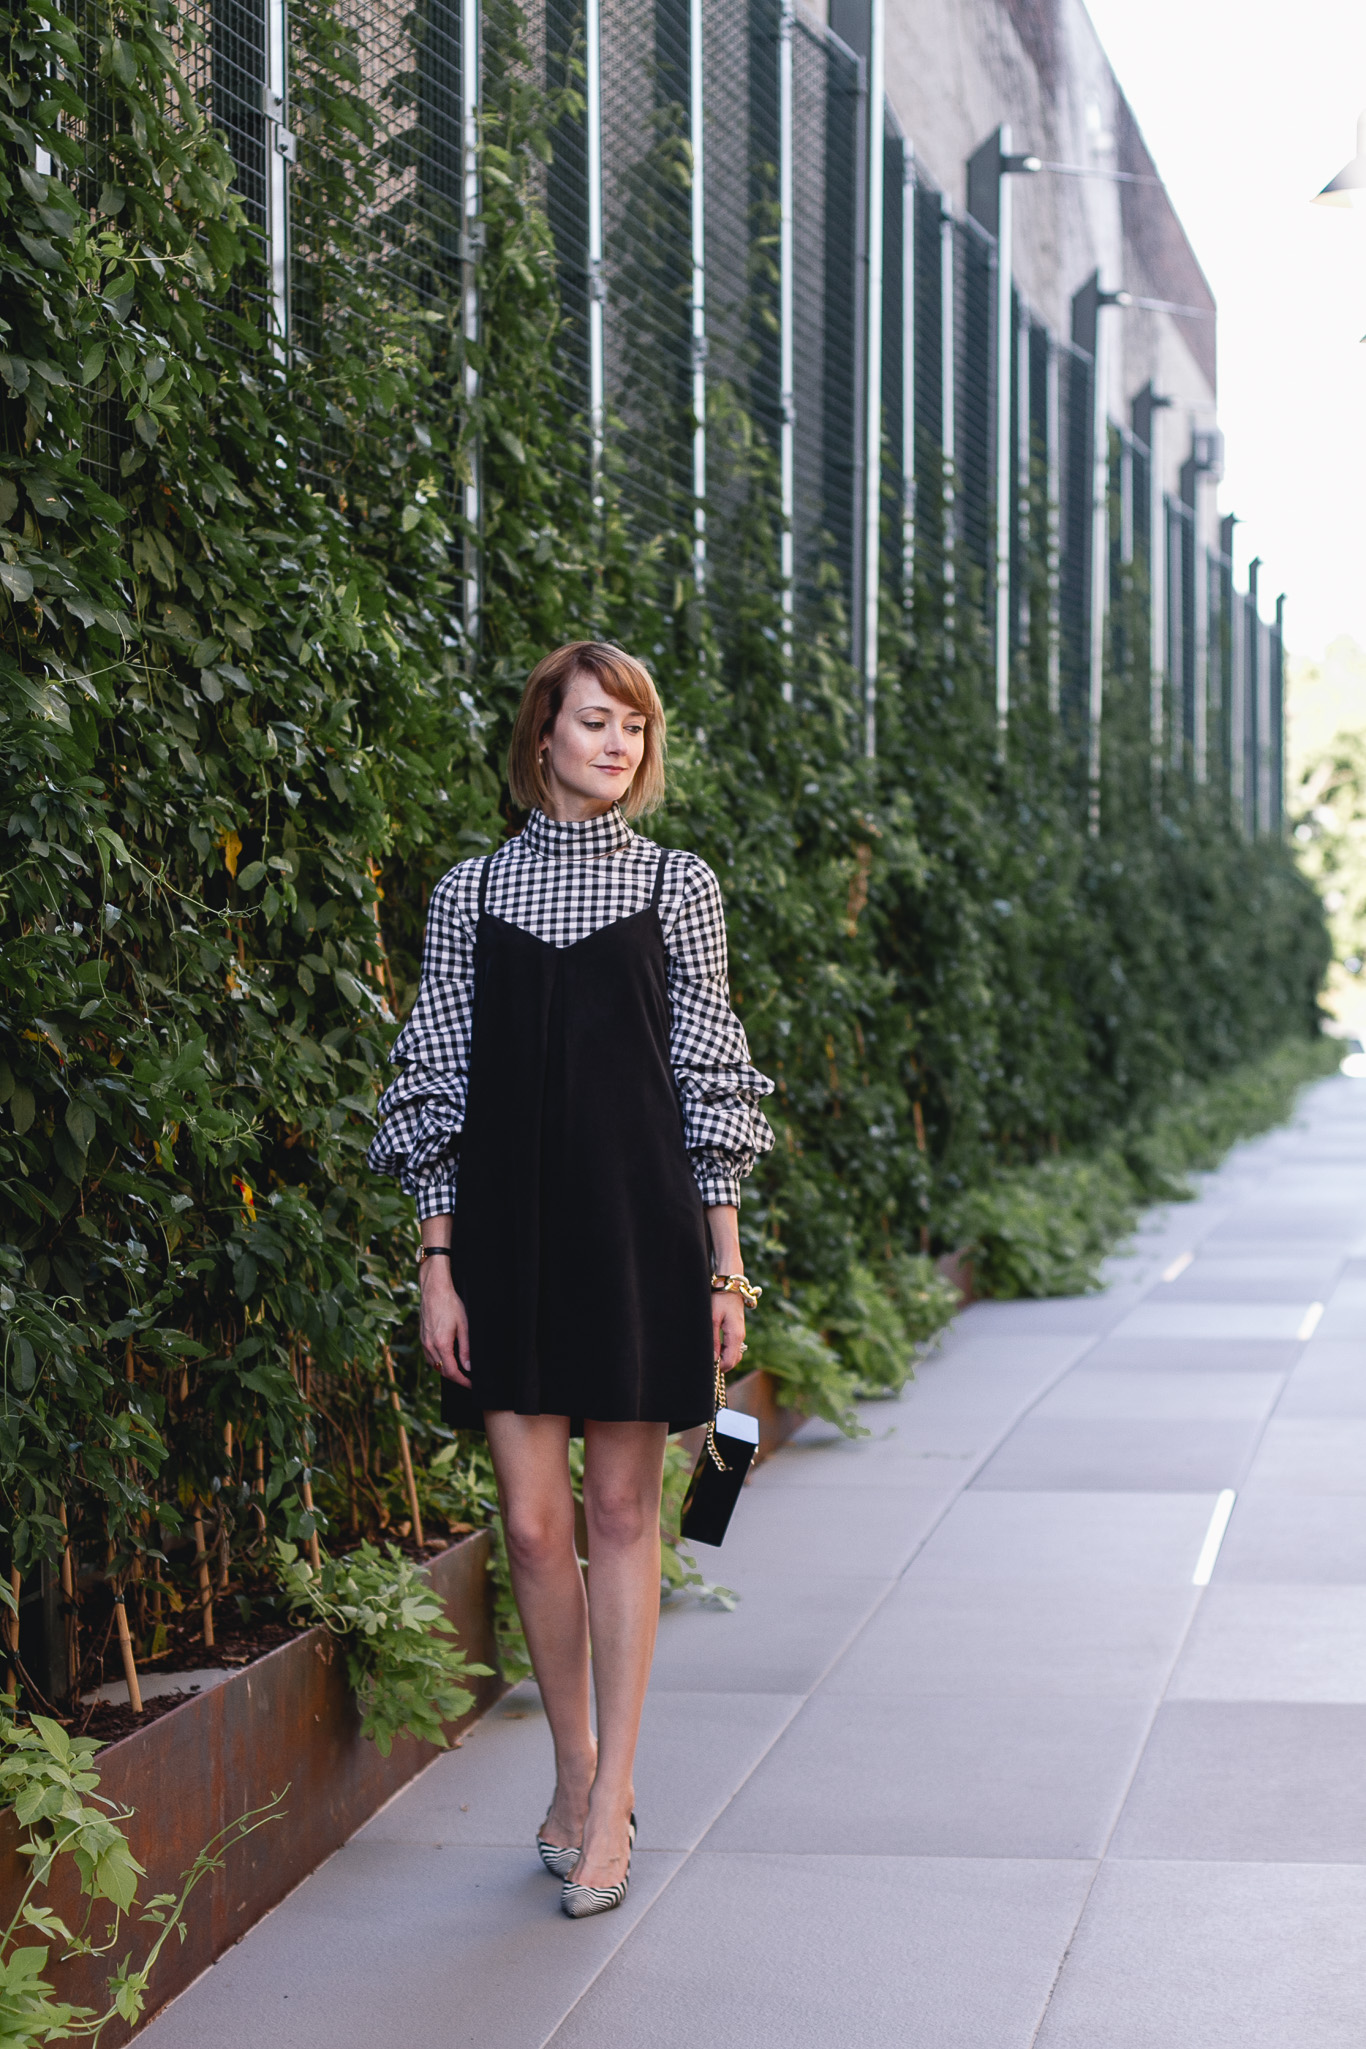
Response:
[0,0,1329,1655]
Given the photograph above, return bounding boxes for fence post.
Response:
[586,0,605,500]
[994,131,1014,733]
[1071,272,1113,832]
[778,0,795,691]
[1248,555,1262,834]
[1045,335,1060,715]
[859,0,885,757]
[462,0,481,644]
[263,0,294,352]
[1272,593,1286,835]
[688,0,707,588]
[900,140,916,615]
[940,198,955,664]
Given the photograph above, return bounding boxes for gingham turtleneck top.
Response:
[368,805,776,1218]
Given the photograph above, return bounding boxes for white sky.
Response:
[1083,0,1366,664]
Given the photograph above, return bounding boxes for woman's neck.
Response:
[538,788,618,823]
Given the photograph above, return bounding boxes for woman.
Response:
[369,641,774,1919]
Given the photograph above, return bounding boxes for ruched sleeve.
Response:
[663,854,776,1208]
[367,863,479,1219]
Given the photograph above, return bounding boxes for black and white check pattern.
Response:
[368,805,775,1217]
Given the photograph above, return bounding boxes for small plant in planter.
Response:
[0,1712,281,2045]
[274,1542,492,1756]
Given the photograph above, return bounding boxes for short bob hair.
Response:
[506,641,667,819]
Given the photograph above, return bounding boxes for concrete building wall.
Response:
[826,0,1217,514]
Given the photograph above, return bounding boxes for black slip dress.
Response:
[441,841,715,1434]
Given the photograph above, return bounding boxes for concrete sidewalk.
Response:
[142,1074,1366,2048]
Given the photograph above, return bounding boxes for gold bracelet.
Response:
[710,1271,761,1309]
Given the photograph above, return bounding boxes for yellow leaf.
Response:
[218,829,242,879]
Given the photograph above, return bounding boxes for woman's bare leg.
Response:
[574,1420,668,1891]
[484,1412,596,1848]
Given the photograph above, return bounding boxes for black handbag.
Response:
[679,1366,759,1547]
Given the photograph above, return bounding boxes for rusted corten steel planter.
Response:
[0,1530,502,2044]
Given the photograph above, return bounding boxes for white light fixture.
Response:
[1314,110,1366,206]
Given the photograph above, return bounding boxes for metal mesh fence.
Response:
[540,0,590,425]
[1268,610,1284,834]
[51,0,1284,823]
[789,16,860,625]
[1206,540,1226,787]
[911,176,944,605]
[210,0,269,233]
[952,216,993,604]
[597,0,693,555]
[291,0,467,358]
[1165,496,1194,769]
[1056,338,1091,737]
[702,0,780,442]
[880,128,906,611]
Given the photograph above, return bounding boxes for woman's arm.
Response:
[706,1202,747,1373]
[367,866,479,1214]
[419,1214,471,1387]
[664,858,776,1210]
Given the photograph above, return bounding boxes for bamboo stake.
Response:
[300,1473,322,1574]
[291,1339,323,1572]
[59,1504,78,1694]
[192,1509,215,1647]
[384,1348,424,1549]
[253,1439,266,1532]
[5,1568,18,1697]
[112,1591,143,1714]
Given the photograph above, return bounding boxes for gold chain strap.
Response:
[704,1360,729,1472]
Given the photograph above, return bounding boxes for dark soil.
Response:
[54,1528,473,1744]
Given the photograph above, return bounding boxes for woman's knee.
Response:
[583,1483,653,1551]
[503,1502,574,1575]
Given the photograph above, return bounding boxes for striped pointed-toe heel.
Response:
[561,1857,630,1919]
[536,1836,581,1879]
[560,1812,636,1920]
[557,1811,638,1917]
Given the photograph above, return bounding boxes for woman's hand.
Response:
[420,1258,471,1386]
[712,1289,746,1374]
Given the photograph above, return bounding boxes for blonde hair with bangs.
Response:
[507,641,667,819]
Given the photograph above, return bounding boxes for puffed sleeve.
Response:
[664,855,776,1207]
[367,863,479,1218]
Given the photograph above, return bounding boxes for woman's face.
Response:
[539,668,647,818]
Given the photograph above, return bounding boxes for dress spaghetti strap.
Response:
[477,851,494,917]
[650,845,669,911]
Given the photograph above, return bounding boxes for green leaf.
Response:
[236,860,266,891]
[65,1099,96,1153]
[0,561,35,602]
[16,231,62,268]
[10,1086,35,1136]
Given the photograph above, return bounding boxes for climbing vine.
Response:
[0,0,1330,1704]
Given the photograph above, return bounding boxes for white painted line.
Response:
[1192,1490,1237,1587]
[1161,1250,1194,1282]
[1296,1302,1325,1342]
